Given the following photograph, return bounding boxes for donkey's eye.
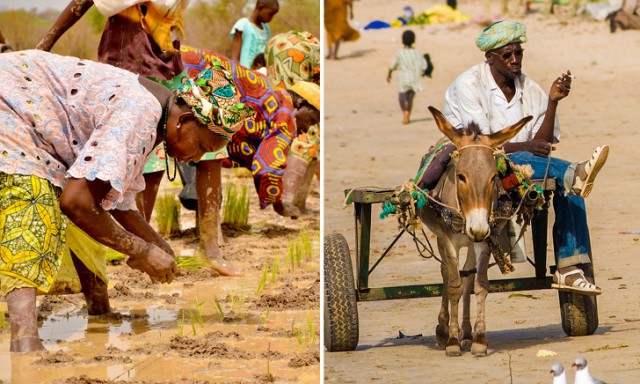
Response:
[457,174,466,183]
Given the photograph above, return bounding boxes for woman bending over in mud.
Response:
[0,49,253,352]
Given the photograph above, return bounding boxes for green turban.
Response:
[475,21,527,52]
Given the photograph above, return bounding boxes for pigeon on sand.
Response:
[550,363,567,384]
[572,356,606,384]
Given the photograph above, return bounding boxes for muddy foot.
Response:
[273,201,300,219]
[10,336,45,353]
[206,254,242,277]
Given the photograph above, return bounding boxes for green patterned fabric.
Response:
[176,64,255,141]
[475,21,527,52]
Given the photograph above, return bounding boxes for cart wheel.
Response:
[324,233,359,352]
[558,264,599,336]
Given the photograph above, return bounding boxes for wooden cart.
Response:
[324,180,599,352]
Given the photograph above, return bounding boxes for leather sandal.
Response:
[551,269,602,296]
[572,145,609,198]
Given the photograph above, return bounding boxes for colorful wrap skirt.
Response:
[264,31,320,165]
[0,173,66,293]
[0,172,107,295]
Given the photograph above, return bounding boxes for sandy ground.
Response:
[323,1,640,383]
[0,170,320,383]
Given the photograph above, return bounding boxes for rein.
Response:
[435,143,501,230]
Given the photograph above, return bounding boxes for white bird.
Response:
[573,356,606,384]
[550,363,567,384]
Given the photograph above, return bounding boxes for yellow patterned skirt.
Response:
[0,173,107,295]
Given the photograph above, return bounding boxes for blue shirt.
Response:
[230,17,271,68]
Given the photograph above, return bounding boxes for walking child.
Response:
[387,30,427,125]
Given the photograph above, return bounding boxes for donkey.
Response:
[418,107,532,356]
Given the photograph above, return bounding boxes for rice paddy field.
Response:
[0,169,320,383]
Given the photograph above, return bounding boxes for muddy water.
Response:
[0,175,320,383]
[0,279,319,383]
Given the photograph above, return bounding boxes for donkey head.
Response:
[428,107,532,242]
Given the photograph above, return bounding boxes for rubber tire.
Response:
[558,263,599,336]
[324,233,359,352]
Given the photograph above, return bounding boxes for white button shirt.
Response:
[443,61,560,144]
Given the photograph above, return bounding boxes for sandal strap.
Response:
[584,146,604,174]
[572,278,597,290]
[555,268,584,283]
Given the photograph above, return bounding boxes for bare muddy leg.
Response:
[71,250,111,315]
[7,287,44,352]
[196,159,241,277]
[136,171,165,222]
[281,156,314,214]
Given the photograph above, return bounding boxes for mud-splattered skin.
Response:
[35,0,94,51]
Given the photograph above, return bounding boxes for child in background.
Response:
[386,29,427,125]
[230,0,280,68]
[251,52,267,75]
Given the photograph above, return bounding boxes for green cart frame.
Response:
[324,180,599,352]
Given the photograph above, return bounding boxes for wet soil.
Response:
[0,172,320,383]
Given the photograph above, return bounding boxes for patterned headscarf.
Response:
[176,64,255,141]
[475,21,527,52]
[265,30,320,90]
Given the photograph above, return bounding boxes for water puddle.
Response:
[0,291,318,383]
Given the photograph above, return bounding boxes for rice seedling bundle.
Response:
[222,182,250,228]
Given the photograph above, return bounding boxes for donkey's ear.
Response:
[428,106,463,146]
[486,115,533,148]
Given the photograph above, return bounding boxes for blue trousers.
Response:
[508,151,592,268]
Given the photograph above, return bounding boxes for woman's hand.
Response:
[126,244,177,284]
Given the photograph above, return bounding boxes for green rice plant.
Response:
[232,167,253,178]
[229,289,245,313]
[213,295,225,321]
[175,254,212,270]
[222,182,251,229]
[178,310,185,337]
[255,262,269,296]
[194,298,205,328]
[291,313,318,347]
[294,327,304,346]
[270,254,280,283]
[287,239,302,271]
[156,193,181,236]
[284,230,319,272]
[287,241,294,270]
[188,308,197,336]
[260,304,271,325]
[306,311,317,345]
[300,229,313,260]
[295,241,303,268]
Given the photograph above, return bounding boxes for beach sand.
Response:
[323,1,640,382]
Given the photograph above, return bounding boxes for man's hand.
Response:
[127,244,177,284]
[549,70,572,102]
[524,139,554,157]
